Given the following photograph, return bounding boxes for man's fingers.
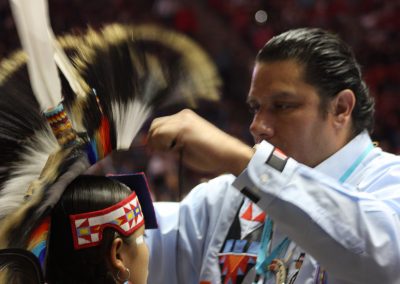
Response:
[148,120,180,151]
[147,110,192,151]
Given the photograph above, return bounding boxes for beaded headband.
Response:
[70,191,144,250]
[69,172,158,250]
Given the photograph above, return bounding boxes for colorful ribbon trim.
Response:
[27,216,51,269]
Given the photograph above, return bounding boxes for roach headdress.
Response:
[0,0,220,277]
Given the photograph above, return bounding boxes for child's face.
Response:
[124,225,149,284]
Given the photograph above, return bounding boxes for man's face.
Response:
[247,60,340,167]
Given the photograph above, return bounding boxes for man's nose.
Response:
[249,114,274,142]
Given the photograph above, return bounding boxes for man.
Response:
[145,28,400,283]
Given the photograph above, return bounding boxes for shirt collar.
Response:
[315,130,373,181]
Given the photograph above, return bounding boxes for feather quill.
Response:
[10,0,62,111]
[50,29,88,99]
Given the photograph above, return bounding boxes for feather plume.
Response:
[0,23,221,252]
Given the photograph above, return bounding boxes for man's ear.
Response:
[332,89,355,129]
[109,237,125,271]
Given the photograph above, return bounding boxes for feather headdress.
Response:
[0,1,221,274]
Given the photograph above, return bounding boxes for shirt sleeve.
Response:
[232,141,400,283]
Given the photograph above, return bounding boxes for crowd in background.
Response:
[1,0,399,201]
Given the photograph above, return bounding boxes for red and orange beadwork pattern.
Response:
[44,103,77,146]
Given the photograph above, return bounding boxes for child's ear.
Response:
[109,237,125,271]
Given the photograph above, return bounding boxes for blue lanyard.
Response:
[339,143,374,183]
[255,142,374,281]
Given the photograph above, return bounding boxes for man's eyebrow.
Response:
[270,91,297,99]
[247,91,297,104]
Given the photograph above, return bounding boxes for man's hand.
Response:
[147,109,254,176]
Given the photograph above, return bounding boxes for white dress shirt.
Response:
[146,131,400,283]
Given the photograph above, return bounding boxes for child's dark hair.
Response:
[46,175,132,284]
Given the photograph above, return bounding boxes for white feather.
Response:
[113,98,151,149]
[0,129,58,220]
[113,61,169,149]
[10,0,62,111]
[50,30,86,98]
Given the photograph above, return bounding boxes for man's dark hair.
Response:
[256,28,375,135]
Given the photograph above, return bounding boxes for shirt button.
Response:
[260,173,269,183]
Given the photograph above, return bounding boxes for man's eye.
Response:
[248,104,260,114]
[273,102,295,110]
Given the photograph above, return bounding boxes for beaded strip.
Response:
[44,103,77,147]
